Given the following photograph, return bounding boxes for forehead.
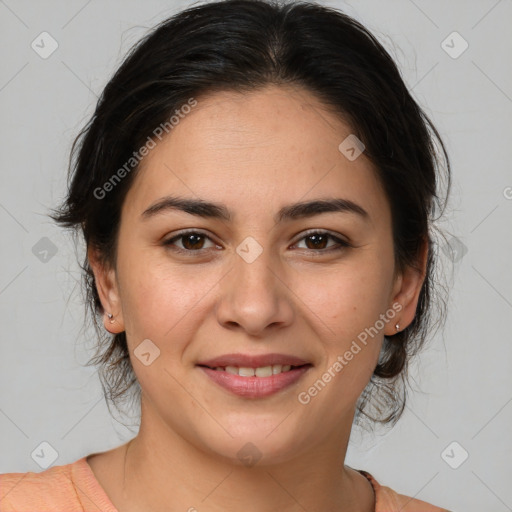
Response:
[123,85,389,225]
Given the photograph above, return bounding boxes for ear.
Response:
[384,238,429,336]
[88,246,125,334]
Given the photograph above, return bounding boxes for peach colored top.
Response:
[0,457,450,511]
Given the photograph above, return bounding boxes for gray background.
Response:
[1,1,511,511]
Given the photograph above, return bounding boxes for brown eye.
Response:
[180,233,206,250]
[164,231,217,253]
[303,233,329,250]
[294,231,350,252]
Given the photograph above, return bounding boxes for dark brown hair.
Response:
[51,0,450,428]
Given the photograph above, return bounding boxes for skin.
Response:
[88,84,427,512]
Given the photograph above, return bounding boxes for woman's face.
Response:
[93,84,423,465]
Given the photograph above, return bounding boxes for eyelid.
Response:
[291,228,351,248]
[164,229,220,250]
[163,228,351,254]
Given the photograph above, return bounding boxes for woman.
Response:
[0,0,452,510]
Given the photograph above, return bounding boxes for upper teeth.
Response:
[214,365,292,377]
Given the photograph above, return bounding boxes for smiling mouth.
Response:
[198,363,311,377]
[198,363,313,398]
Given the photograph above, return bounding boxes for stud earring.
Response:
[107,313,115,324]
[395,323,400,332]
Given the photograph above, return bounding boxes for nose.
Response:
[215,244,295,337]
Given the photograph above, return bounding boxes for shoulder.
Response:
[0,459,77,511]
[0,456,113,512]
[358,470,452,512]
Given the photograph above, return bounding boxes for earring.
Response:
[395,323,400,332]
[107,313,115,324]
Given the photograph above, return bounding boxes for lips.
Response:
[197,353,312,398]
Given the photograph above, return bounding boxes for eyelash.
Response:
[163,229,351,256]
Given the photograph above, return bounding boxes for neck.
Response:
[115,402,373,512]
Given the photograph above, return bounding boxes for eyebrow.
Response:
[141,195,369,223]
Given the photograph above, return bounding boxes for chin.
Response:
[197,419,313,468]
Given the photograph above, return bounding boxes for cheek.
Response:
[291,252,394,340]
[116,252,224,352]
[290,253,393,403]
[295,273,386,421]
